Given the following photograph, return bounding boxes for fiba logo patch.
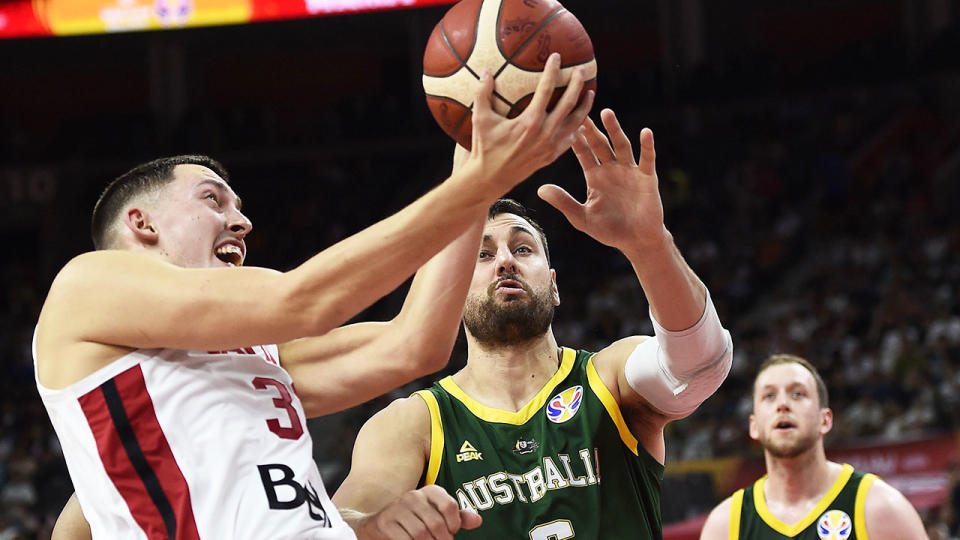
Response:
[817,509,852,540]
[546,385,583,424]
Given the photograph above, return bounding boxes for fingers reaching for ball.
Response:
[464,52,596,195]
[525,53,564,121]
[545,66,594,152]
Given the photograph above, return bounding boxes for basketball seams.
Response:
[494,6,566,79]
[423,67,481,107]
[423,0,596,148]
[509,56,597,73]
[450,103,473,138]
[466,0,509,82]
[492,92,513,106]
[495,60,596,106]
[434,23,478,79]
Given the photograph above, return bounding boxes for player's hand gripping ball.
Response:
[423,0,597,149]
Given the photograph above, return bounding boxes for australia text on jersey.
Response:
[453,448,600,511]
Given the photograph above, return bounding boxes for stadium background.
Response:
[1,0,958,538]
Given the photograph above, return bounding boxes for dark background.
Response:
[1,0,959,537]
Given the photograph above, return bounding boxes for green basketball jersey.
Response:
[414,347,664,539]
[728,464,877,539]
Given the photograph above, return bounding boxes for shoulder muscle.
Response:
[862,477,926,539]
[700,496,733,540]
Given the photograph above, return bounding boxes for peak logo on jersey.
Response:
[457,440,483,462]
[513,437,539,455]
[817,509,852,540]
[546,385,583,424]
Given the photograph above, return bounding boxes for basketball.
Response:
[422,0,597,149]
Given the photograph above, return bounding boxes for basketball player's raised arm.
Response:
[333,396,480,538]
[539,110,731,453]
[37,56,593,382]
[281,147,482,417]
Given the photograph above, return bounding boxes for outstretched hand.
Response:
[357,485,481,540]
[465,52,595,196]
[538,109,665,251]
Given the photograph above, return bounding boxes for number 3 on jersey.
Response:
[530,520,575,540]
[252,377,304,440]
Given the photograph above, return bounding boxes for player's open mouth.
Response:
[215,244,244,266]
[774,421,796,431]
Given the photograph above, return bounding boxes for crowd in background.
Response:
[2,8,959,539]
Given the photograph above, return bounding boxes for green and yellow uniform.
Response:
[728,463,877,539]
[414,347,664,539]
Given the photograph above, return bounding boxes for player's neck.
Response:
[456,331,561,412]
[763,446,838,505]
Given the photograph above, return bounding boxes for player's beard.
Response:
[760,427,819,459]
[463,275,554,346]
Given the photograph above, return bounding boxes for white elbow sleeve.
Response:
[624,289,733,416]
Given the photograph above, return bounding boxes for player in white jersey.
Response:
[36,55,594,540]
[38,344,348,539]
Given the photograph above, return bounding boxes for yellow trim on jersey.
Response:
[753,463,854,537]
[729,489,744,540]
[437,347,576,425]
[854,473,877,540]
[414,390,444,485]
[585,357,639,456]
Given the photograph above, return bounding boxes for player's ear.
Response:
[748,413,759,441]
[125,207,159,245]
[820,408,833,435]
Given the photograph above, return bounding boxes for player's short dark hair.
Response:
[754,354,829,408]
[488,199,550,265]
[91,155,229,250]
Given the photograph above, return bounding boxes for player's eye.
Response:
[516,246,532,254]
[205,192,219,204]
[478,250,492,260]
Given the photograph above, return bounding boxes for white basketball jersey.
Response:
[35,339,357,540]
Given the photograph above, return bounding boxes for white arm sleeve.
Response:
[624,289,733,417]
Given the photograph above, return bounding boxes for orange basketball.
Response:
[422,0,597,149]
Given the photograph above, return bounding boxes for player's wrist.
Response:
[448,155,520,204]
[620,224,673,261]
[344,510,383,540]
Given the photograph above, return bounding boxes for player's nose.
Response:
[228,209,253,237]
[495,249,517,274]
[775,394,791,411]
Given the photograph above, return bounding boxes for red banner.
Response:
[828,433,959,510]
[0,0,456,38]
[0,1,49,38]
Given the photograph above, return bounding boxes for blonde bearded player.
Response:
[41,55,592,540]
[699,354,926,540]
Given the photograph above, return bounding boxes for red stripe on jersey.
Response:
[259,345,279,366]
[79,365,201,540]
